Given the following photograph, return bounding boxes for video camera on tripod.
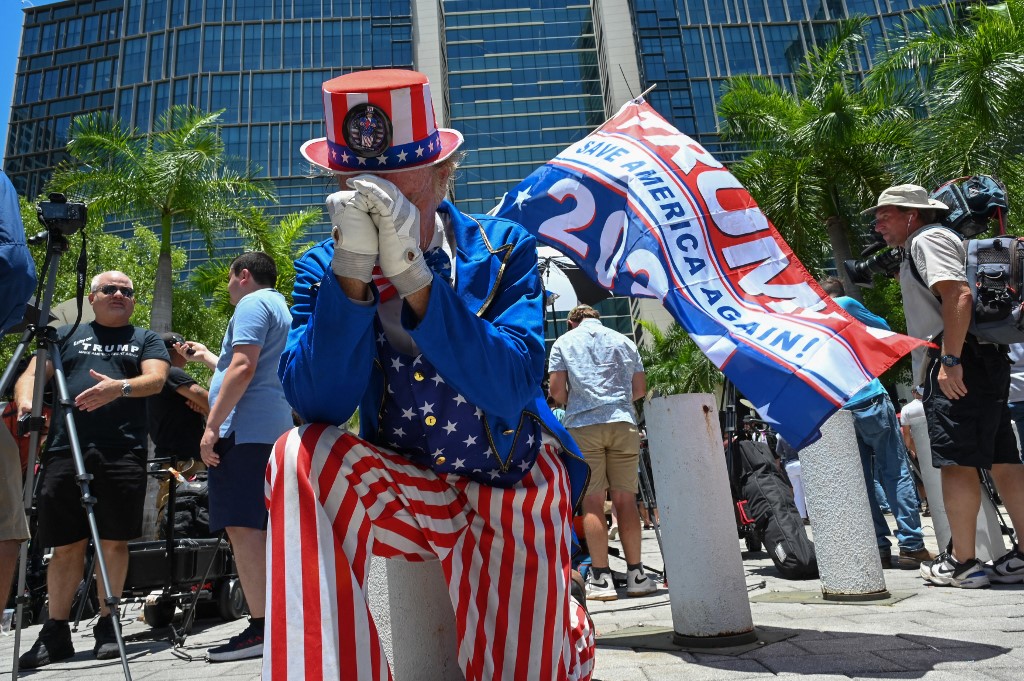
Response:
[28,193,87,242]
[38,193,87,234]
[843,175,1009,288]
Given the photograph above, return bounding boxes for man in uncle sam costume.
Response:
[267,69,595,680]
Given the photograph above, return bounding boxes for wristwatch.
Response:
[121,381,132,397]
[940,354,961,367]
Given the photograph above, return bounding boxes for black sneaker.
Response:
[207,620,264,662]
[93,614,121,660]
[19,619,75,668]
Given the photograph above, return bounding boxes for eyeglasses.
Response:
[97,285,135,298]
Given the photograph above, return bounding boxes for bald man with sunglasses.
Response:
[14,270,168,667]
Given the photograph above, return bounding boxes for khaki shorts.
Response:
[569,422,641,496]
[0,423,29,542]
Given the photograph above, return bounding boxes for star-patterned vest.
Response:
[374,319,543,486]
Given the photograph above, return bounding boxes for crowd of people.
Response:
[1,69,1024,681]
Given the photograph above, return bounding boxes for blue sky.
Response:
[1,2,63,166]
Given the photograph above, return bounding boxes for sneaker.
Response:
[19,619,75,668]
[985,548,1024,584]
[207,620,264,662]
[921,551,991,588]
[626,568,657,597]
[585,571,618,602]
[93,614,120,660]
[607,526,619,541]
[896,547,936,570]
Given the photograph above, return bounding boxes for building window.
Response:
[175,28,201,75]
[203,25,222,72]
[146,0,168,32]
[122,37,147,85]
[223,25,241,71]
[149,34,165,81]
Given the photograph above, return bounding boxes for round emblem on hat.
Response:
[343,104,393,158]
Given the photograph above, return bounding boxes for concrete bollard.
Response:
[907,420,1006,563]
[800,409,889,601]
[645,393,757,647]
[367,557,462,680]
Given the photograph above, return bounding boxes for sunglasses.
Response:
[97,285,135,298]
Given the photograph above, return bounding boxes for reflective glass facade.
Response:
[443,0,605,216]
[632,0,965,163]
[5,0,969,343]
[6,0,413,263]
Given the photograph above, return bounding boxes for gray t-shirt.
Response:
[900,225,965,382]
[548,318,643,428]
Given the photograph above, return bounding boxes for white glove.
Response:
[326,190,378,283]
[347,175,433,297]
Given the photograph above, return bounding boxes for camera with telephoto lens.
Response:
[36,193,87,235]
[843,231,905,288]
[843,175,1010,288]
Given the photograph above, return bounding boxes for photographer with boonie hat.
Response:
[268,69,594,680]
[867,184,1024,589]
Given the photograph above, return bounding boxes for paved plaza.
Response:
[1,515,1022,680]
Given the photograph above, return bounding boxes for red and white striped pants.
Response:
[264,424,595,681]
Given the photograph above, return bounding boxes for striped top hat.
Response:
[301,69,464,175]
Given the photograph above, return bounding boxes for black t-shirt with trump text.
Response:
[46,322,169,454]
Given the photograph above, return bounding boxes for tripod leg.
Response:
[636,452,666,575]
[71,545,96,632]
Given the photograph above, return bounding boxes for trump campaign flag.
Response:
[494,99,928,449]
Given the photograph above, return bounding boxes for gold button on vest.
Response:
[425,415,437,426]
[503,429,514,435]
[413,371,425,381]
[435,456,446,465]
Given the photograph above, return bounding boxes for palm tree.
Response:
[46,105,275,332]
[637,320,722,396]
[718,17,916,298]
[870,0,1024,215]
[189,206,321,316]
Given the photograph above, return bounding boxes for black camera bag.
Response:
[738,440,819,580]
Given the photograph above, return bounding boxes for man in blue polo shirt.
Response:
[178,252,292,662]
[820,277,932,569]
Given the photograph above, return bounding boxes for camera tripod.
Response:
[0,226,133,680]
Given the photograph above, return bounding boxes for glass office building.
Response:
[3,0,969,341]
[631,0,969,163]
[5,0,415,261]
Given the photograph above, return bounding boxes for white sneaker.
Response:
[921,552,990,589]
[585,572,618,601]
[626,568,657,597]
[985,548,1024,584]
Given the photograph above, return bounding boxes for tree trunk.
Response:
[150,215,174,332]
[825,215,863,303]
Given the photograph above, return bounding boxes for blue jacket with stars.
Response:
[279,200,589,510]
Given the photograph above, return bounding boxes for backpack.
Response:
[908,229,1024,344]
[157,475,212,539]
